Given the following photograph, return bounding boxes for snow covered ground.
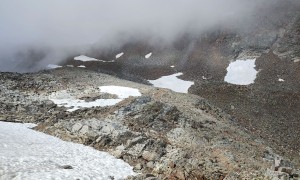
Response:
[49,86,141,112]
[224,59,258,85]
[148,72,194,93]
[0,121,135,180]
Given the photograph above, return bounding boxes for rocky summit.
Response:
[1,68,299,179]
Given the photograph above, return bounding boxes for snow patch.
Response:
[50,98,122,112]
[66,65,74,67]
[74,55,115,63]
[278,78,285,82]
[74,55,100,62]
[49,86,141,112]
[148,73,194,93]
[116,52,124,59]
[47,64,62,69]
[224,59,258,85]
[145,52,152,59]
[170,65,175,68]
[0,121,135,180]
[77,65,86,68]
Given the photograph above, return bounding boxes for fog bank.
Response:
[0,0,280,72]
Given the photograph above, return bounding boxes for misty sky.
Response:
[0,0,277,72]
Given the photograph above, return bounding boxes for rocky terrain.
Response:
[1,1,299,179]
[57,0,300,164]
[1,68,300,179]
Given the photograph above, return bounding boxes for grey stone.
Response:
[79,125,89,134]
[278,167,293,175]
[146,161,155,169]
[71,123,83,132]
[127,143,147,157]
[60,165,73,169]
[265,169,290,180]
[135,163,143,170]
[142,151,158,161]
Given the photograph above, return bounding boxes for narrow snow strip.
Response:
[0,121,135,180]
[49,86,141,112]
[99,86,141,99]
[74,55,101,62]
[170,65,175,68]
[115,52,124,59]
[224,59,258,85]
[148,73,194,93]
[74,55,115,63]
[145,52,152,59]
[66,65,74,67]
[77,65,86,68]
[47,64,62,69]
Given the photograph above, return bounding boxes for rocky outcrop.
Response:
[36,94,300,179]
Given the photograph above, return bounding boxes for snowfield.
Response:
[0,121,136,180]
[148,72,194,93]
[49,86,141,112]
[224,59,258,85]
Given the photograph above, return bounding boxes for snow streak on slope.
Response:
[74,55,115,63]
[74,55,101,62]
[145,52,152,59]
[148,72,194,93]
[46,64,62,69]
[115,52,124,59]
[0,121,135,180]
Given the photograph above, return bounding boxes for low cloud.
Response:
[0,0,281,72]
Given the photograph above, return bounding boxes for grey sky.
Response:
[0,0,279,72]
